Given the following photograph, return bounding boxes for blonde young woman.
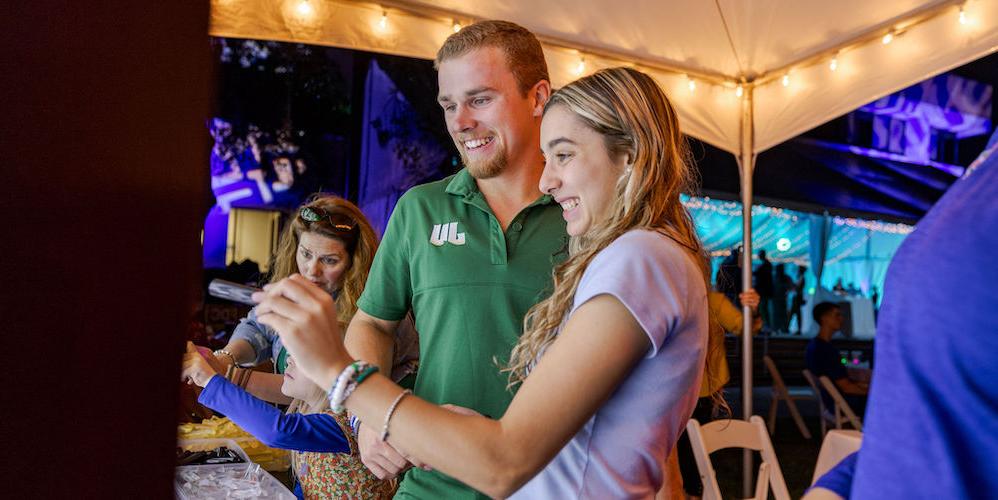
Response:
[255,68,710,498]
[183,195,413,499]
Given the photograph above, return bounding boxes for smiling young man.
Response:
[342,21,567,499]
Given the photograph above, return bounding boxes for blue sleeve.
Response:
[809,451,858,498]
[198,376,349,453]
[230,308,278,365]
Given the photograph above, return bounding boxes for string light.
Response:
[269,0,984,106]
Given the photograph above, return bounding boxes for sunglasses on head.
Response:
[299,206,356,233]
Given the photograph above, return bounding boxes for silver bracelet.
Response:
[380,389,412,442]
[213,349,238,366]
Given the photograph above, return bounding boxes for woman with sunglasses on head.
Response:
[184,195,414,499]
[256,67,711,498]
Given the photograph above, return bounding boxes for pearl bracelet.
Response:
[380,389,412,442]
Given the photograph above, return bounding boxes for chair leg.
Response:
[768,395,778,435]
[785,398,811,439]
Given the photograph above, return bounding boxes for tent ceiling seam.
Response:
[713,0,746,80]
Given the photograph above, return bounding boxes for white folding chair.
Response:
[686,415,791,500]
[818,375,863,431]
[811,429,862,485]
[802,369,836,436]
[763,355,813,439]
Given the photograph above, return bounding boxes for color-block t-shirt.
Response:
[357,169,567,499]
[511,230,708,499]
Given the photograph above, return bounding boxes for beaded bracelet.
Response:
[329,361,363,412]
[380,389,412,442]
[348,415,361,436]
[340,366,379,409]
[328,361,380,413]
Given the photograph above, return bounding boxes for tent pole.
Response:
[739,85,756,498]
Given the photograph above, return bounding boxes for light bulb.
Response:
[782,74,790,87]
[688,78,696,92]
[295,0,313,17]
[829,57,838,72]
[453,21,462,33]
[735,85,743,97]
[959,6,967,25]
[882,32,893,44]
[379,12,388,31]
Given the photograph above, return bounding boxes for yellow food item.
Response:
[178,417,290,471]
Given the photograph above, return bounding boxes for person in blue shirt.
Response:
[804,130,998,499]
[805,302,868,414]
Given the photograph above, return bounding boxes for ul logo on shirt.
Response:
[430,222,466,246]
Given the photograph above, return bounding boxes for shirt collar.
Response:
[445,168,556,207]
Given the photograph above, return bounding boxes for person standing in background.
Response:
[754,249,774,331]
[771,263,792,333]
[789,265,808,335]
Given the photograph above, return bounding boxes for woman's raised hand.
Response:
[182,342,219,387]
[253,274,351,389]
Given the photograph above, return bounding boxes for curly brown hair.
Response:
[269,195,379,325]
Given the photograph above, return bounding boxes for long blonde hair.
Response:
[269,195,379,325]
[506,67,710,386]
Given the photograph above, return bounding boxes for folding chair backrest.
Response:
[686,416,792,500]
[764,355,789,395]
[802,369,825,414]
[818,375,863,431]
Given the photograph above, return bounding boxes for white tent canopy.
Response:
[210,0,998,155]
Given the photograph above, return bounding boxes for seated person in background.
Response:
[806,302,867,415]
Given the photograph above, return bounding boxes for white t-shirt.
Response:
[511,229,708,499]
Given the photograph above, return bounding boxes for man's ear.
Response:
[530,80,553,117]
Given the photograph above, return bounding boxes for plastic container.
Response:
[176,439,294,499]
[177,438,251,467]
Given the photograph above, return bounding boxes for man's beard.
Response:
[461,143,508,179]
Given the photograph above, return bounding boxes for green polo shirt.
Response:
[357,169,567,499]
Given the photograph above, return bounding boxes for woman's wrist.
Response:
[198,373,219,388]
[320,359,355,392]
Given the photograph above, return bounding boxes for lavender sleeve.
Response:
[198,376,349,453]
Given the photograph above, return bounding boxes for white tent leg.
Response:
[739,86,756,498]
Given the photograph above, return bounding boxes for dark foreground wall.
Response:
[1,2,209,497]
